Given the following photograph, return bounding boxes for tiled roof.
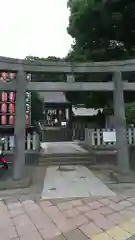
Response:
[39,92,69,103]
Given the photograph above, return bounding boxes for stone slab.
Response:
[41,165,115,199]
[40,142,88,154]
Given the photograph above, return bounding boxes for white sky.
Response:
[0,0,73,59]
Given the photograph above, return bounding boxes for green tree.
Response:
[26,56,63,61]
[67,0,135,61]
[125,102,135,125]
[66,0,135,110]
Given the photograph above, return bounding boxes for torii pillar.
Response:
[13,68,27,180]
[113,72,129,173]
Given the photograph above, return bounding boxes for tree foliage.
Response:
[66,0,135,110]
[67,0,135,61]
[125,102,135,125]
[26,56,63,62]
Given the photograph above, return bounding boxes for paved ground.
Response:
[0,142,135,239]
[40,142,115,199]
[1,194,135,239]
[41,166,115,199]
[40,142,88,154]
[0,165,135,239]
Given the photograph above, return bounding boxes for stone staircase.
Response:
[37,152,95,166]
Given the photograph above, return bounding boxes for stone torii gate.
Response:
[0,57,135,180]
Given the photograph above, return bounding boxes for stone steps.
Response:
[37,153,95,166]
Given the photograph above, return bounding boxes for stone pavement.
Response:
[41,166,115,199]
[1,194,135,239]
[40,142,88,154]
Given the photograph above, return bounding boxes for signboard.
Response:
[103,131,116,143]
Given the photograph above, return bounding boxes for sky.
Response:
[0,0,73,59]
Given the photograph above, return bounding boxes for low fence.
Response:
[72,123,91,141]
[0,132,40,152]
[85,128,135,146]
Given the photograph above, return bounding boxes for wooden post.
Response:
[113,72,129,173]
[13,67,27,180]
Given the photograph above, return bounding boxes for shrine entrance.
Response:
[0,57,135,180]
[38,91,72,142]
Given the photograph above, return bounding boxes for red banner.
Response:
[26,114,30,125]
[9,103,15,113]
[9,92,15,102]
[1,92,7,102]
[1,115,7,125]
[1,72,7,81]
[1,103,7,113]
[9,72,15,80]
[9,115,14,125]
[0,83,31,126]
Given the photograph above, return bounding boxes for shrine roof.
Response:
[39,91,69,103]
